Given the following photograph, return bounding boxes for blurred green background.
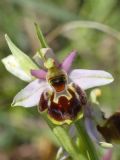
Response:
[0,0,120,159]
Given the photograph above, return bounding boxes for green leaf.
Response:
[5,34,38,77]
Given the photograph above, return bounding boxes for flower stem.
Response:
[75,119,99,160]
[42,113,86,160]
[53,126,85,160]
[34,23,48,48]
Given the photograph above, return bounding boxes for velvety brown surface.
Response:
[97,112,120,143]
[39,84,87,122]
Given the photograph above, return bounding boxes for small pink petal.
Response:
[31,69,47,79]
[61,51,77,73]
[102,149,112,160]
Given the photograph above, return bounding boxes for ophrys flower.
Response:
[2,33,113,125]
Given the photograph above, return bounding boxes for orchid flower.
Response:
[2,35,113,124]
[2,24,116,160]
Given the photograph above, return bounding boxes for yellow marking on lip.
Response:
[53,86,72,104]
[47,112,83,125]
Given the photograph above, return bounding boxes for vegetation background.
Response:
[0,0,120,159]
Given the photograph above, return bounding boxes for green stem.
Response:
[53,126,85,160]
[42,113,86,160]
[75,119,99,160]
[34,23,48,48]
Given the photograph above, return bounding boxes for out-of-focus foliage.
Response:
[0,0,120,159]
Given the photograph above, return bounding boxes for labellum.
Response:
[38,55,87,124]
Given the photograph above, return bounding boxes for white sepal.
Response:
[5,34,38,75]
[2,55,32,82]
[69,69,114,90]
[12,79,49,107]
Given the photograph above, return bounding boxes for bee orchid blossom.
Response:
[2,35,113,125]
[2,31,117,150]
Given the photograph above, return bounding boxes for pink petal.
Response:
[61,51,76,73]
[31,69,47,79]
[69,69,114,90]
[12,79,50,107]
[102,149,112,160]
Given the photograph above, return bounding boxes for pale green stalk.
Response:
[42,113,86,160]
[75,119,99,160]
[34,23,48,48]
